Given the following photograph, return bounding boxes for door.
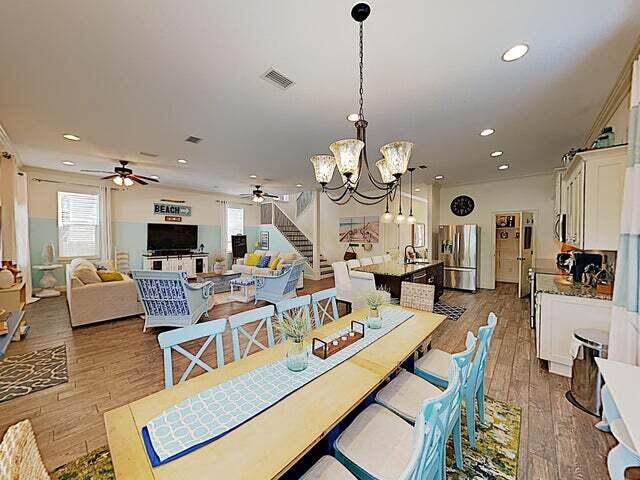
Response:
[518,211,534,297]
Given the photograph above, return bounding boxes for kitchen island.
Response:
[354,261,444,302]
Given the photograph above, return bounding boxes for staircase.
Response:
[261,202,333,278]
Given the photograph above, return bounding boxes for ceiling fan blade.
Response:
[132,174,159,182]
[239,194,252,198]
[82,169,114,174]
[129,175,148,185]
[101,174,119,180]
[263,193,279,198]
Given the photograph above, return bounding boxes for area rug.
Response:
[0,344,68,403]
[52,446,114,480]
[446,397,521,480]
[433,301,467,321]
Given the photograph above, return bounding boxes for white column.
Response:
[311,190,321,280]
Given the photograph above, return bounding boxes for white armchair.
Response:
[254,259,306,304]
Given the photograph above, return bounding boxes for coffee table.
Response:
[195,270,241,293]
[229,278,255,303]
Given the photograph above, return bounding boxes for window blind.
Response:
[226,207,244,252]
[57,191,99,258]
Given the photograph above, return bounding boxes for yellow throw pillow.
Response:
[245,254,261,266]
[269,256,282,269]
[74,267,102,284]
[97,271,124,282]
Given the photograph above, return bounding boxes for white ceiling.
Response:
[1,1,639,195]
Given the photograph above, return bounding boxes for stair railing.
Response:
[296,191,313,217]
[264,202,315,268]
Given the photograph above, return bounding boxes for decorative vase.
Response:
[213,261,226,274]
[367,307,382,329]
[0,268,14,289]
[286,337,308,372]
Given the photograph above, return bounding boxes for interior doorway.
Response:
[493,211,535,298]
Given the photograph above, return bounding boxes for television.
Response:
[147,223,198,251]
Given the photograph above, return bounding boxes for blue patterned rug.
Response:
[433,302,467,321]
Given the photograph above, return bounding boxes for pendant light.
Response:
[395,177,405,224]
[407,167,416,224]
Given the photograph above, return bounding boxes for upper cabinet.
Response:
[563,145,626,250]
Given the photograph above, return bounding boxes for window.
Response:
[58,191,99,258]
[226,207,244,252]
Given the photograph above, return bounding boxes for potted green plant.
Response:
[364,288,391,329]
[213,253,226,274]
[275,308,313,371]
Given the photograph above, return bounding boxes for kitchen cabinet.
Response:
[142,254,208,278]
[563,145,626,250]
[536,292,611,377]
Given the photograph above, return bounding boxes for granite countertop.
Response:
[536,273,613,301]
[355,260,443,277]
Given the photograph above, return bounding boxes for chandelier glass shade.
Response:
[375,158,395,184]
[380,141,414,177]
[309,154,337,185]
[329,139,364,177]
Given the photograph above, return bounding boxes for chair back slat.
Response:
[468,312,498,396]
[275,295,312,340]
[158,319,227,389]
[229,305,276,361]
[311,288,339,328]
[400,281,435,312]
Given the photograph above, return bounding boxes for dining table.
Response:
[104,305,447,479]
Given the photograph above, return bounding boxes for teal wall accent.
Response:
[197,224,222,264]
[29,218,62,287]
[257,225,294,253]
[112,221,148,270]
[245,225,259,252]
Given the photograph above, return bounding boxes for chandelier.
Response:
[309,3,414,222]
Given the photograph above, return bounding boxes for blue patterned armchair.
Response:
[132,271,214,331]
[254,259,306,304]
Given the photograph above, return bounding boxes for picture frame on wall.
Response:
[259,231,269,250]
[413,223,425,248]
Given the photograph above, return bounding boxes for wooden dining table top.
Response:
[104,306,446,480]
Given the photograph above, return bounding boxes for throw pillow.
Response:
[97,271,123,282]
[74,267,102,284]
[269,256,282,269]
[281,253,298,264]
[256,255,271,268]
[245,254,261,266]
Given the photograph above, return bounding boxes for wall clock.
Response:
[450,195,475,216]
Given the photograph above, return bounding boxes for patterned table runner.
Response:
[142,308,414,466]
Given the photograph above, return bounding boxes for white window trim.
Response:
[57,191,101,260]
[226,206,245,253]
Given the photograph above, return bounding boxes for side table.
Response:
[229,278,256,304]
[32,264,63,298]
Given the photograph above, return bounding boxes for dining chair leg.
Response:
[465,391,477,448]
[476,379,486,425]
[607,444,640,480]
[453,416,463,469]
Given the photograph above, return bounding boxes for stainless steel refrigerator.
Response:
[438,224,479,292]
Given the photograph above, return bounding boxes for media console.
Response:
[142,252,209,279]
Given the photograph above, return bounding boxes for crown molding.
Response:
[584,33,640,147]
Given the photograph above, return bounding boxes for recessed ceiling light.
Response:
[63,134,80,141]
[150,175,160,180]
[249,174,257,179]
[490,151,503,157]
[479,128,495,137]
[502,44,529,62]
[177,158,187,164]
[62,161,75,166]
[434,175,444,180]
[347,113,360,122]
[498,164,509,170]
[296,184,303,188]
[414,188,421,192]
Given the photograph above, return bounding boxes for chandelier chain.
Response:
[358,22,364,120]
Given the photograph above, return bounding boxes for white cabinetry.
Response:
[142,254,208,279]
[536,292,611,377]
[563,145,626,250]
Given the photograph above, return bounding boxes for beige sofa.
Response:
[65,258,143,327]
[232,249,304,288]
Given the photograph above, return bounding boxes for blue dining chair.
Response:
[311,288,339,328]
[157,318,227,389]
[375,331,477,472]
[415,312,497,447]
[229,305,276,361]
[333,363,462,480]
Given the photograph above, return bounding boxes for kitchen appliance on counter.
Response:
[571,252,603,283]
[438,224,478,292]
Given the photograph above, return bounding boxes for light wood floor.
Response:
[0,280,633,478]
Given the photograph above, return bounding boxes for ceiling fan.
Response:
[81,160,159,186]
[240,185,279,203]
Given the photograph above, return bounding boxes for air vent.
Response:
[185,136,203,144]
[139,151,159,158]
[261,68,294,90]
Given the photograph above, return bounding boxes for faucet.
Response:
[404,245,416,264]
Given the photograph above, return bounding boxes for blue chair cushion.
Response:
[257,255,271,268]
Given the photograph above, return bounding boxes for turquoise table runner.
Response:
[142,308,414,466]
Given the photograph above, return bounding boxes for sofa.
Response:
[232,249,304,288]
[65,258,143,327]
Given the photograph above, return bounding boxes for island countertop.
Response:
[354,260,444,277]
[536,273,612,301]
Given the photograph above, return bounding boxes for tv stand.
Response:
[142,252,209,278]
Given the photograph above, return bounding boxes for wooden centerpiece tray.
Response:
[312,321,365,360]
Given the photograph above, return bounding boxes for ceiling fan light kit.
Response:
[309,3,414,209]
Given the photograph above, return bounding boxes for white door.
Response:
[518,211,535,298]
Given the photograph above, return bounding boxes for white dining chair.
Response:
[332,261,353,312]
[346,259,361,271]
[311,288,339,328]
[372,256,384,264]
[229,305,276,361]
[349,271,376,309]
[299,455,356,479]
[157,319,227,389]
[359,257,373,266]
